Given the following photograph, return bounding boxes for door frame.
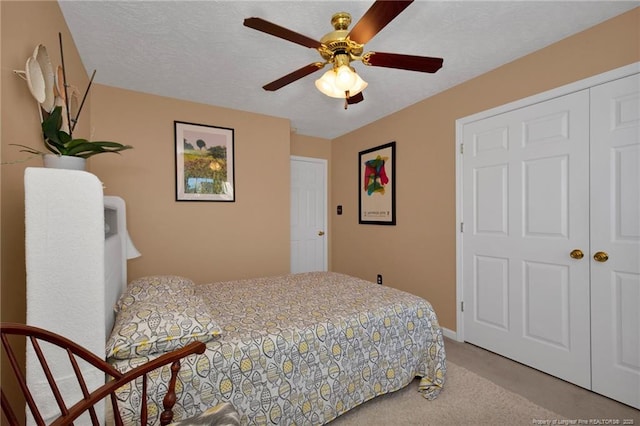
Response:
[454,62,640,342]
[290,155,329,272]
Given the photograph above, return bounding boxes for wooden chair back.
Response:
[1,322,205,426]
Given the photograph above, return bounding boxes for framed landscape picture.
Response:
[359,141,396,225]
[174,121,235,202]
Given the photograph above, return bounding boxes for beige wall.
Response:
[291,132,331,160]
[331,8,639,331]
[90,84,292,284]
[1,0,92,415]
[1,0,90,324]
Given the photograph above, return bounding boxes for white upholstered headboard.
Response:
[25,169,131,344]
[25,168,107,423]
[25,168,106,347]
[24,169,132,423]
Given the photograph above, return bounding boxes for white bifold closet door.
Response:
[462,72,639,409]
[589,74,640,409]
[462,89,592,388]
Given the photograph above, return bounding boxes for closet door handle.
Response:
[593,251,609,262]
[570,249,584,259]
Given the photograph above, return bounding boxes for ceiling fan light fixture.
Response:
[315,67,368,99]
[315,70,341,98]
[335,65,357,91]
[349,72,368,96]
[247,1,443,107]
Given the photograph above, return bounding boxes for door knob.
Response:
[593,251,609,262]
[318,231,325,236]
[570,249,584,259]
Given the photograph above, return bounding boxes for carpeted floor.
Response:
[329,337,639,425]
[444,338,639,422]
[329,361,564,425]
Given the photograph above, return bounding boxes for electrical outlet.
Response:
[377,274,383,285]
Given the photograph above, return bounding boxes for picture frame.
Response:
[359,141,396,225]
[174,120,235,202]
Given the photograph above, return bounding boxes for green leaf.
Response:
[44,143,60,155]
[44,138,65,152]
[66,139,90,149]
[83,145,132,158]
[92,141,132,148]
[9,144,46,156]
[58,131,72,145]
[41,107,63,144]
[66,142,106,156]
[17,104,133,159]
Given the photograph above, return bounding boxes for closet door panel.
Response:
[590,73,640,410]
[463,90,591,388]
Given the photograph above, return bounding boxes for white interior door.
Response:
[590,73,640,409]
[462,90,592,388]
[291,156,327,273]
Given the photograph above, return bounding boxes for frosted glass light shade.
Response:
[315,68,367,99]
[349,73,368,96]
[315,70,341,97]
[335,65,357,91]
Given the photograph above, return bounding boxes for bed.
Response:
[106,271,446,425]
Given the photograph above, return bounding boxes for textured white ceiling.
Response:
[58,1,638,139]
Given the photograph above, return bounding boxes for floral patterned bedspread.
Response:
[111,272,446,425]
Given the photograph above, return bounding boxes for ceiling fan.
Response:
[244,0,443,108]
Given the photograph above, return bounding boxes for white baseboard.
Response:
[441,327,457,341]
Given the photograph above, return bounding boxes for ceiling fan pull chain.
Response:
[344,90,350,109]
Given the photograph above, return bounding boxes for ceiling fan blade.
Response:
[263,63,325,91]
[244,17,322,49]
[363,52,443,73]
[348,0,413,45]
[347,92,364,104]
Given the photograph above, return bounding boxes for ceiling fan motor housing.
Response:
[318,12,364,62]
